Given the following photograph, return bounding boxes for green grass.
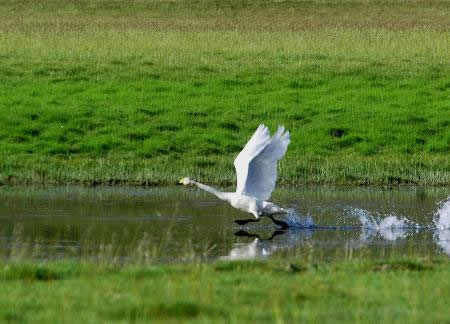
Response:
[0,257,449,323]
[0,0,449,186]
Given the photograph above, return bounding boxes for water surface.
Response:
[0,186,448,263]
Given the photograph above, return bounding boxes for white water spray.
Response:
[351,208,418,242]
[284,208,314,228]
[434,199,450,256]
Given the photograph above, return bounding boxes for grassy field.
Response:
[0,257,449,323]
[0,0,449,186]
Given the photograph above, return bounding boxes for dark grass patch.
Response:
[336,136,363,148]
[28,113,39,121]
[22,127,41,137]
[44,145,80,155]
[435,120,450,128]
[288,113,306,121]
[110,60,126,65]
[44,112,70,124]
[67,127,85,136]
[0,263,77,281]
[32,68,50,77]
[420,128,437,136]
[404,116,428,124]
[329,128,347,138]
[222,79,255,87]
[192,121,208,128]
[125,132,149,142]
[218,121,240,131]
[11,135,28,143]
[426,142,449,153]
[106,302,225,321]
[186,111,208,117]
[50,76,89,83]
[198,146,222,155]
[198,65,215,73]
[65,65,88,76]
[288,78,325,89]
[156,124,180,132]
[386,176,409,185]
[287,263,308,273]
[153,86,169,93]
[436,81,450,91]
[327,108,345,114]
[225,143,241,153]
[78,137,125,154]
[194,160,216,168]
[415,138,426,145]
[141,72,160,80]
[214,260,268,272]
[0,67,25,78]
[373,260,433,272]
[136,108,166,118]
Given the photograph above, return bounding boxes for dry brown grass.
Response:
[0,0,449,33]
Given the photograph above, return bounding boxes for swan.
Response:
[179,124,290,228]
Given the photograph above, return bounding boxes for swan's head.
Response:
[178,177,194,186]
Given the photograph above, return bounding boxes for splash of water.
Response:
[284,208,314,228]
[350,208,418,241]
[434,199,450,230]
[434,198,450,256]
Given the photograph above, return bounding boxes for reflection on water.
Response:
[223,229,314,260]
[0,186,448,263]
[434,199,450,255]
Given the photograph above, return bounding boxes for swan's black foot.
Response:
[234,218,260,226]
[268,215,289,229]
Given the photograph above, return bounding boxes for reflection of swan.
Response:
[434,199,450,256]
[222,229,313,260]
[179,124,290,228]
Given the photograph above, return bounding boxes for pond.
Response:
[0,185,449,263]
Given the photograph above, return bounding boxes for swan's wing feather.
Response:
[241,126,290,201]
[234,124,271,194]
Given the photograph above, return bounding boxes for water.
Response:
[0,186,448,263]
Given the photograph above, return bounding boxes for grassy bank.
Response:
[0,0,449,186]
[1,257,449,322]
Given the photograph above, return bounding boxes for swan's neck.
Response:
[193,181,228,201]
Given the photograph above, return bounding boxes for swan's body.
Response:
[179,124,290,228]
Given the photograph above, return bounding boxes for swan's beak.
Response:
[177,179,183,185]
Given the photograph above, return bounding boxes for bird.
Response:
[179,124,291,228]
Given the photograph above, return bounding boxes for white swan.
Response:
[179,124,291,228]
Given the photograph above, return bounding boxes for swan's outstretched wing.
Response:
[234,124,271,195]
[234,125,290,201]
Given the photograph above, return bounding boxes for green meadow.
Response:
[1,258,449,323]
[0,0,449,185]
[1,3,449,322]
